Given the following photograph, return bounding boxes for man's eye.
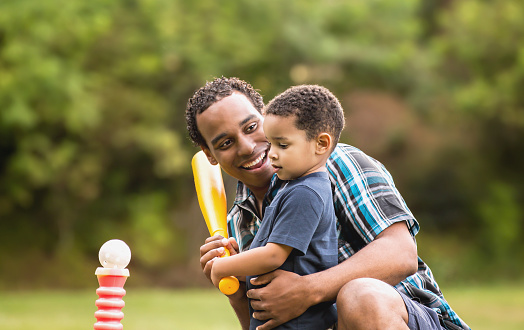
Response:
[246,122,257,133]
[218,140,232,149]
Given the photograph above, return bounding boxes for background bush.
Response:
[0,0,522,288]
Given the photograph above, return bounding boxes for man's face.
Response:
[196,92,275,191]
[264,114,319,180]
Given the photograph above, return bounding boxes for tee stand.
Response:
[94,268,130,330]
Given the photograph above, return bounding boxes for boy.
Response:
[210,85,345,329]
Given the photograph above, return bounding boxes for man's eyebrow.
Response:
[211,133,227,147]
[240,114,258,126]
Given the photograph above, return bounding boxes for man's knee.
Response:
[336,278,409,329]
[337,278,385,314]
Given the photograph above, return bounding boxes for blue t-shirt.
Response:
[247,171,338,330]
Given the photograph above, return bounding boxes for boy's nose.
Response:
[268,145,277,160]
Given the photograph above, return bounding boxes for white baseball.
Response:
[99,239,131,269]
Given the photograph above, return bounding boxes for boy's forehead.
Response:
[264,114,297,135]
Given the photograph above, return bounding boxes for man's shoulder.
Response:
[329,143,367,163]
[332,143,359,154]
[328,143,382,172]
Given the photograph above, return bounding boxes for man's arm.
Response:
[302,221,418,302]
[248,221,418,330]
[200,236,251,329]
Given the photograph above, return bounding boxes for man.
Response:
[185,77,470,330]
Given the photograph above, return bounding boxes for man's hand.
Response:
[199,235,239,282]
[247,270,313,330]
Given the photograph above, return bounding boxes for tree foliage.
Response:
[0,0,522,287]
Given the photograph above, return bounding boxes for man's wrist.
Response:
[302,272,328,305]
[227,282,250,330]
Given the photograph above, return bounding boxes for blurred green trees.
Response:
[0,0,522,288]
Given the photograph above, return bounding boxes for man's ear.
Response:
[201,146,218,165]
[315,133,332,155]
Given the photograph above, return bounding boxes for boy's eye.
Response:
[279,143,288,149]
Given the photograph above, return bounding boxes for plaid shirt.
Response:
[227,144,470,330]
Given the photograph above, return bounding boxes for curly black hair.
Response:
[264,85,345,146]
[186,77,264,147]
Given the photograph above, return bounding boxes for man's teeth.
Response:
[242,152,266,169]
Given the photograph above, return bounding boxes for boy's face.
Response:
[196,92,275,191]
[263,114,322,181]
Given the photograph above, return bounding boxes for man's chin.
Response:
[239,162,275,184]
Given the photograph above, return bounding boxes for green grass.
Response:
[0,284,523,329]
[443,284,524,330]
[0,288,239,330]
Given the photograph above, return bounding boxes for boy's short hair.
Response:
[186,77,264,147]
[264,85,345,146]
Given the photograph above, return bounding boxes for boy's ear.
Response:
[315,133,332,155]
[200,146,218,165]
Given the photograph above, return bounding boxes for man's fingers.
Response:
[251,310,270,321]
[200,237,227,256]
[248,296,264,311]
[204,234,225,244]
[255,318,281,330]
[200,246,224,265]
[226,237,239,255]
[250,271,277,286]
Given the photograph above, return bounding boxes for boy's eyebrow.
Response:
[268,136,288,141]
[211,114,259,146]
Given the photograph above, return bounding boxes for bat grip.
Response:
[216,248,239,295]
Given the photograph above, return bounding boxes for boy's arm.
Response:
[211,243,293,287]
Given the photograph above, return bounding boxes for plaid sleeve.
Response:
[327,144,419,259]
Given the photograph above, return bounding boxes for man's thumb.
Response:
[250,271,276,286]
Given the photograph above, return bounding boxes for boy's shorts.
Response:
[399,291,444,330]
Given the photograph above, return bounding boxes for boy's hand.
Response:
[200,235,239,283]
[210,257,224,288]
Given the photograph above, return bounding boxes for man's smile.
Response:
[240,151,267,170]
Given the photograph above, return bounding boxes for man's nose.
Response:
[237,135,256,156]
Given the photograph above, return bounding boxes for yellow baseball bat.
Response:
[191,151,239,295]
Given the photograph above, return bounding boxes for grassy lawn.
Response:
[443,283,524,330]
[0,284,522,329]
